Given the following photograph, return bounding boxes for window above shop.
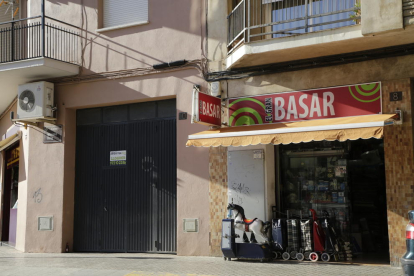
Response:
[98,0,149,32]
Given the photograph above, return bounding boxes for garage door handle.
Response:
[104,207,107,212]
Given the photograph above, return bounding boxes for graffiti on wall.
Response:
[33,188,43,203]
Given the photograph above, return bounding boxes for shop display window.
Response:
[278,139,389,261]
[280,141,350,241]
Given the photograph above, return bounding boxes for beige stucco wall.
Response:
[5,0,212,255]
[207,0,228,72]
[29,0,206,74]
[0,102,16,138]
[24,127,65,252]
[362,0,403,35]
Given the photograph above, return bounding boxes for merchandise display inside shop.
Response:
[277,139,389,263]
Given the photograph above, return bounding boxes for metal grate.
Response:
[77,108,102,126]
[0,17,80,64]
[74,101,177,253]
[103,105,128,123]
[77,100,177,126]
[130,101,157,121]
[157,99,176,118]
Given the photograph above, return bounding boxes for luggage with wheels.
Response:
[271,206,287,259]
[286,210,300,260]
[309,209,326,262]
[321,210,341,262]
[299,210,313,261]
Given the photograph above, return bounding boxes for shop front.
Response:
[188,81,409,265]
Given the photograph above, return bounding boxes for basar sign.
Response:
[228,82,382,126]
[192,90,221,127]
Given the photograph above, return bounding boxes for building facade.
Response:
[1,0,414,268]
[200,0,414,267]
[0,0,210,256]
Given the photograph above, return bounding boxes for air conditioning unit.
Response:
[17,81,55,120]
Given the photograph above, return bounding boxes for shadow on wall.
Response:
[47,0,206,72]
[56,70,210,183]
[176,108,210,183]
[56,69,204,108]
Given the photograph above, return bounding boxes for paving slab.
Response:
[0,245,402,276]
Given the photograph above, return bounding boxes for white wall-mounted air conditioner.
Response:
[17,81,55,120]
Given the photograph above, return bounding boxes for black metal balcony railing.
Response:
[228,0,360,54]
[0,16,80,65]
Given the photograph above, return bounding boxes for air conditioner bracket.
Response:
[12,117,57,128]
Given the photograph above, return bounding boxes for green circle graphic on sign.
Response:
[349,84,380,103]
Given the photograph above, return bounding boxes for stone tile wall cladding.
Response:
[209,146,228,256]
[208,78,414,266]
[382,78,414,267]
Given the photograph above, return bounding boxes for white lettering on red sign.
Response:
[273,92,335,121]
[201,100,220,119]
[298,94,308,118]
[229,82,382,126]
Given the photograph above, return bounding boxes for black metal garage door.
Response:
[74,100,177,253]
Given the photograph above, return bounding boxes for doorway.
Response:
[74,100,177,253]
[347,139,389,264]
[1,144,19,246]
[277,138,389,264]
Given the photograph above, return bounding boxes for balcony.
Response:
[0,14,80,115]
[226,0,414,69]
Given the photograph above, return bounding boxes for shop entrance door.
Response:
[74,100,177,253]
[278,139,390,264]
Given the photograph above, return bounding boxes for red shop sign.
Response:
[192,90,222,127]
[228,82,382,126]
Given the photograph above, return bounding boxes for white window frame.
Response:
[97,0,149,33]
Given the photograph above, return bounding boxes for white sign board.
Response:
[43,123,63,143]
[110,150,127,166]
